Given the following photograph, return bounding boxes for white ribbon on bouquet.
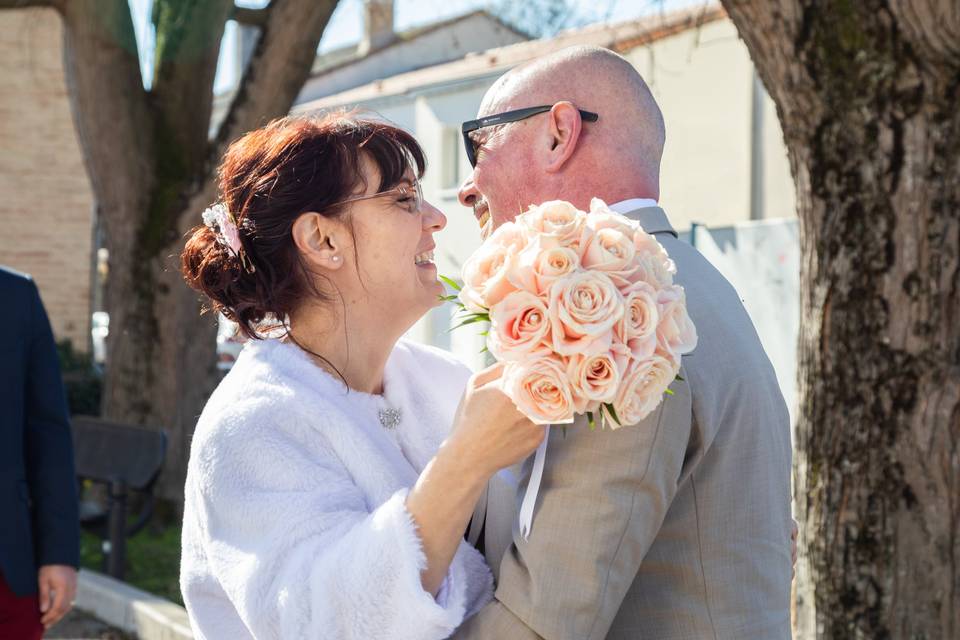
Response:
[518,425,550,540]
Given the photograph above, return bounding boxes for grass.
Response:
[80,524,183,606]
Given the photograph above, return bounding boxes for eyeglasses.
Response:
[332,180,423,214]
[461,105,599,167]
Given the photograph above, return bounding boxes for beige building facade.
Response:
[0,7,95,351]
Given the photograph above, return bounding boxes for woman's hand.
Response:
[443,363,545,480]
[405,363,545,597]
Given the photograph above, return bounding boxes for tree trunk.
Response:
[720,1,960,637]
[52,0,339,506]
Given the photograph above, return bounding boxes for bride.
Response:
[178,113,543,639]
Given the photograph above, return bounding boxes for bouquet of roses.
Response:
[445,198,697,429]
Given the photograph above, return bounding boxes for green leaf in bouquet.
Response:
[449,315,490,332]
[603,402,622,428]
[439,275,462,291]
[675,374,686,382]
[664,388,675,396]
[586,411,596,431]
[438,294,461,303]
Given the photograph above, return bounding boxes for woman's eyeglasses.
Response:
[461,105,599,168]
[332,180,423,214]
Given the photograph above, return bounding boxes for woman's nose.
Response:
[422,200,447,232]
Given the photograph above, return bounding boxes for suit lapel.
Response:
[484,462,524,583]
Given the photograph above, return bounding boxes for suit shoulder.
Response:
[0,266,37,297]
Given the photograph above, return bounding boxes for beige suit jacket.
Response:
[456,206,793,639]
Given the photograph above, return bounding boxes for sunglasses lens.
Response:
[463,132,476,167]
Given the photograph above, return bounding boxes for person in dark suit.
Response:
[0,265,80,638]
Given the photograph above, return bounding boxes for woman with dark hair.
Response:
[178,114,543,639]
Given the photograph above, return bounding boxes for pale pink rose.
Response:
[566,352,621,413]
[631,230,676,287]
[518,200,586,249]
[615,281,659,360]
[628,253,674,289]
[612,354,678,427]
[487,219,528,253]
[587,200,640,237]
[548,271,624,355]
[508,238,580,295]
[503,357,576,424]
[487,291,552,360]
[579,227,639,287]
[656,285,698,355]
[459,229,522,312]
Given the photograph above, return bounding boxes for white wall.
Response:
[623,19,796,230]
[694,219,800,425]
[297,14,525,103]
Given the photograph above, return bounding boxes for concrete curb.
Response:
[76,569,194,640]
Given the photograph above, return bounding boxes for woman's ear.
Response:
[291,212,344,270]
[543,101,584,173]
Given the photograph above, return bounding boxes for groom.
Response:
[454,46,793,639]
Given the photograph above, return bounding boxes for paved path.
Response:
[45,608,131,640]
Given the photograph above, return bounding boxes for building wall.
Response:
[297,13,527,104]
[0,8,95,351]
[624,18,796,229]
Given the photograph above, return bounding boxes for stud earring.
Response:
[332,256,340,262]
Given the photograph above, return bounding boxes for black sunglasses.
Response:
[461,105,599,168]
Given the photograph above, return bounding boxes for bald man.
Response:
[454,46,793,639]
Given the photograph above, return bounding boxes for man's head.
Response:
[458,45,666,236]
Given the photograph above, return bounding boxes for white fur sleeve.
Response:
[183,424,478,639]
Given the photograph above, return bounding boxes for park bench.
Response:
[72,416,167,581]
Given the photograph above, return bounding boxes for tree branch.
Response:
[231,6,268,27]
[59,0,155,223]
[176,0,337,227]
[720,0,821,137]
[151,0,233,175]
[0,0,56,9]
[213,0,337,155]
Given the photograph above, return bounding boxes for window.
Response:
[441,127,461,190]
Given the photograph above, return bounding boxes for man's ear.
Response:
[291,212,345,270]
[543,101,584,173]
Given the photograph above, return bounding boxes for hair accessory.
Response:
[202,202,256,274]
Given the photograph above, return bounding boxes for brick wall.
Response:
[0,7,95,351]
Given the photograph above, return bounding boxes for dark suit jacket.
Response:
[0,266,79,596]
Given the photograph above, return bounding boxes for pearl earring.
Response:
[332,256,340,262]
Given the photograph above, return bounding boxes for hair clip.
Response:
[202,203,256,274]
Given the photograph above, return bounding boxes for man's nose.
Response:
[458,174,478,209]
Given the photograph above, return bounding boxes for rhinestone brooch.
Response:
[378,407,402,430]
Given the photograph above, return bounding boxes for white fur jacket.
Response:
[180,338,493,639]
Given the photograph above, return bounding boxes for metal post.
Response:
[107,479,127,580]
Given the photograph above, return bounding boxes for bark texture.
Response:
[720,1,960,637]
